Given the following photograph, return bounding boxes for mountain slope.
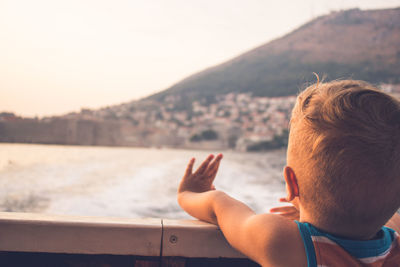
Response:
[150,8,400,102]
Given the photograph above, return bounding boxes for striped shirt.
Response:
[295,221,400,267]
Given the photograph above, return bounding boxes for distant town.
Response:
[1,84,399,151]
[0,93,296,151]
[91,93,296,151]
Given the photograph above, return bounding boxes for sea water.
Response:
[0,143,286,219]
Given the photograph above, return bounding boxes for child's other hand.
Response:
[178,154,223,194]
[269,197,300,221]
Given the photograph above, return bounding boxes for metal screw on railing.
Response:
[169,235,178,244]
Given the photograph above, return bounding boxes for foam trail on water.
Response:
[0,144,286,218]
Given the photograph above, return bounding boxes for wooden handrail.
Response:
[0,212,245,258]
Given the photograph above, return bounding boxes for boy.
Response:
[177,80,400,266]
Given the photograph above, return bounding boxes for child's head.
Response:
[288,79,400,230]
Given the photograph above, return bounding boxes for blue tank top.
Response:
[295,221,400,266]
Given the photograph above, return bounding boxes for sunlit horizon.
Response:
[1,0,398,117]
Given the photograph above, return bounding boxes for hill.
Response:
[149,8,400,103]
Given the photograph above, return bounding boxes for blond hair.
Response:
[289,80,400,228]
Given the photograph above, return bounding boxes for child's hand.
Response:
[269,197,300,221]
[178,154,223,194]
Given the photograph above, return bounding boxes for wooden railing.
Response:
[0,212,260,267]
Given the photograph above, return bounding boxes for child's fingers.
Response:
[184,158,195,176]
[279,197,289,203]
[269,206,296,213]
[194,154,214,175]
[206,154,223,177]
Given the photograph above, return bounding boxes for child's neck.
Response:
[299,211,382,240]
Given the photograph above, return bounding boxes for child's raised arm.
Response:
[177,154,304,267]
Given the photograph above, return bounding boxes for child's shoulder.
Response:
[244,214,307,266]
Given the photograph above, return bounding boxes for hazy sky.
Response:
[1,0,399,117]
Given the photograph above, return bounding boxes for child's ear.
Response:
[284,166,299,201]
